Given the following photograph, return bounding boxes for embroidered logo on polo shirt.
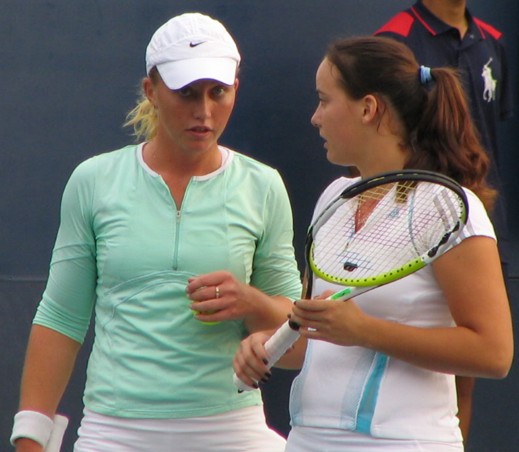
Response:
[482,58,497,102]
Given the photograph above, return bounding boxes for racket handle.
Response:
[233,320,301,392]
[265,320,302,366]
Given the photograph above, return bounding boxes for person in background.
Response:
[11,12,301,452]
[234,36,513,451]
[374,0,514,440]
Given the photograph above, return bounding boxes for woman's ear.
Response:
[360,94,380,124]
[143,77,156,106]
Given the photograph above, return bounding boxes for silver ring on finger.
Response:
[215,286,220,299]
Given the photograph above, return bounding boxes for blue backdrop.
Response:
[1,1,518,450]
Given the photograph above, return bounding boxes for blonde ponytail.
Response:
[124,69,160,141]
[124,94,158,142]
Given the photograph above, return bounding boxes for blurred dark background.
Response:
[1,1,518,450]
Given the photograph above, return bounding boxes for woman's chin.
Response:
[326,152,349,167]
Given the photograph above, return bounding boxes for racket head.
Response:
[306,170,468,289]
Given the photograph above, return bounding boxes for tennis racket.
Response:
[234,169,469,391]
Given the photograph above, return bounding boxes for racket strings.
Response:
[310,181,464,286]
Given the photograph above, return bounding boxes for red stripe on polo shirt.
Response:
[474,18,503,40]
[374,12,414,37]
[409,6,437,36]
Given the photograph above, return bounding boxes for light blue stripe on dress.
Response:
[355,352,389,434]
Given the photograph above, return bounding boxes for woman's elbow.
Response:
[485,344,514,379]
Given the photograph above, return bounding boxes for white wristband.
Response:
[46,414,69,452]
[10,410,54,447]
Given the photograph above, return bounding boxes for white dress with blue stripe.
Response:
[286,176,495,450]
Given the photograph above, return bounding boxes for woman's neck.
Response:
[143,139,222,178]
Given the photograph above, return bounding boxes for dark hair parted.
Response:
[326,36,496,211]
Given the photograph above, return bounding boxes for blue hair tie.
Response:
[419,65,433,85]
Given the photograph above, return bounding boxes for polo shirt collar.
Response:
[411,1,483,40]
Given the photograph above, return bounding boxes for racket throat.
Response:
[354,192,383,232]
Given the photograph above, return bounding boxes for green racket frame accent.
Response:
[308,246,428,287]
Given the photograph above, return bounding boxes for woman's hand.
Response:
[186,270,257,323]
[186,270,294,332]
[233,331,273,390]
[291,296,370,347]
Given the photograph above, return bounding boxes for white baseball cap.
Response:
[145,12,241,90]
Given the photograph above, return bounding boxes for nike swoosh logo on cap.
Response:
[189,41,205,47]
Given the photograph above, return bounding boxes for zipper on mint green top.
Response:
[171,180,192,271]
[172,209,181,270]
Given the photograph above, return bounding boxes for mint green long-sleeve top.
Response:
[34,144,302,419]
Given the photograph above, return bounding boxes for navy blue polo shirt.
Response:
[375,0,513,265]
[375,1,513,170]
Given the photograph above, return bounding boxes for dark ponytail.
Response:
[408,67,496,210]
[326,36,496,211]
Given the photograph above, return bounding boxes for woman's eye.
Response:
[212,86,226,96]
[176,87,193,97]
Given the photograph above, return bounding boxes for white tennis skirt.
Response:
[286,426,464,452]
[74,406,286,452]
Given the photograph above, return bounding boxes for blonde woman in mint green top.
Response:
[12,13,301,452]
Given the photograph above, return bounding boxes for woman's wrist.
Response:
[13,436,44,452]
[11,410,54,447]
[11,410,68,451]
